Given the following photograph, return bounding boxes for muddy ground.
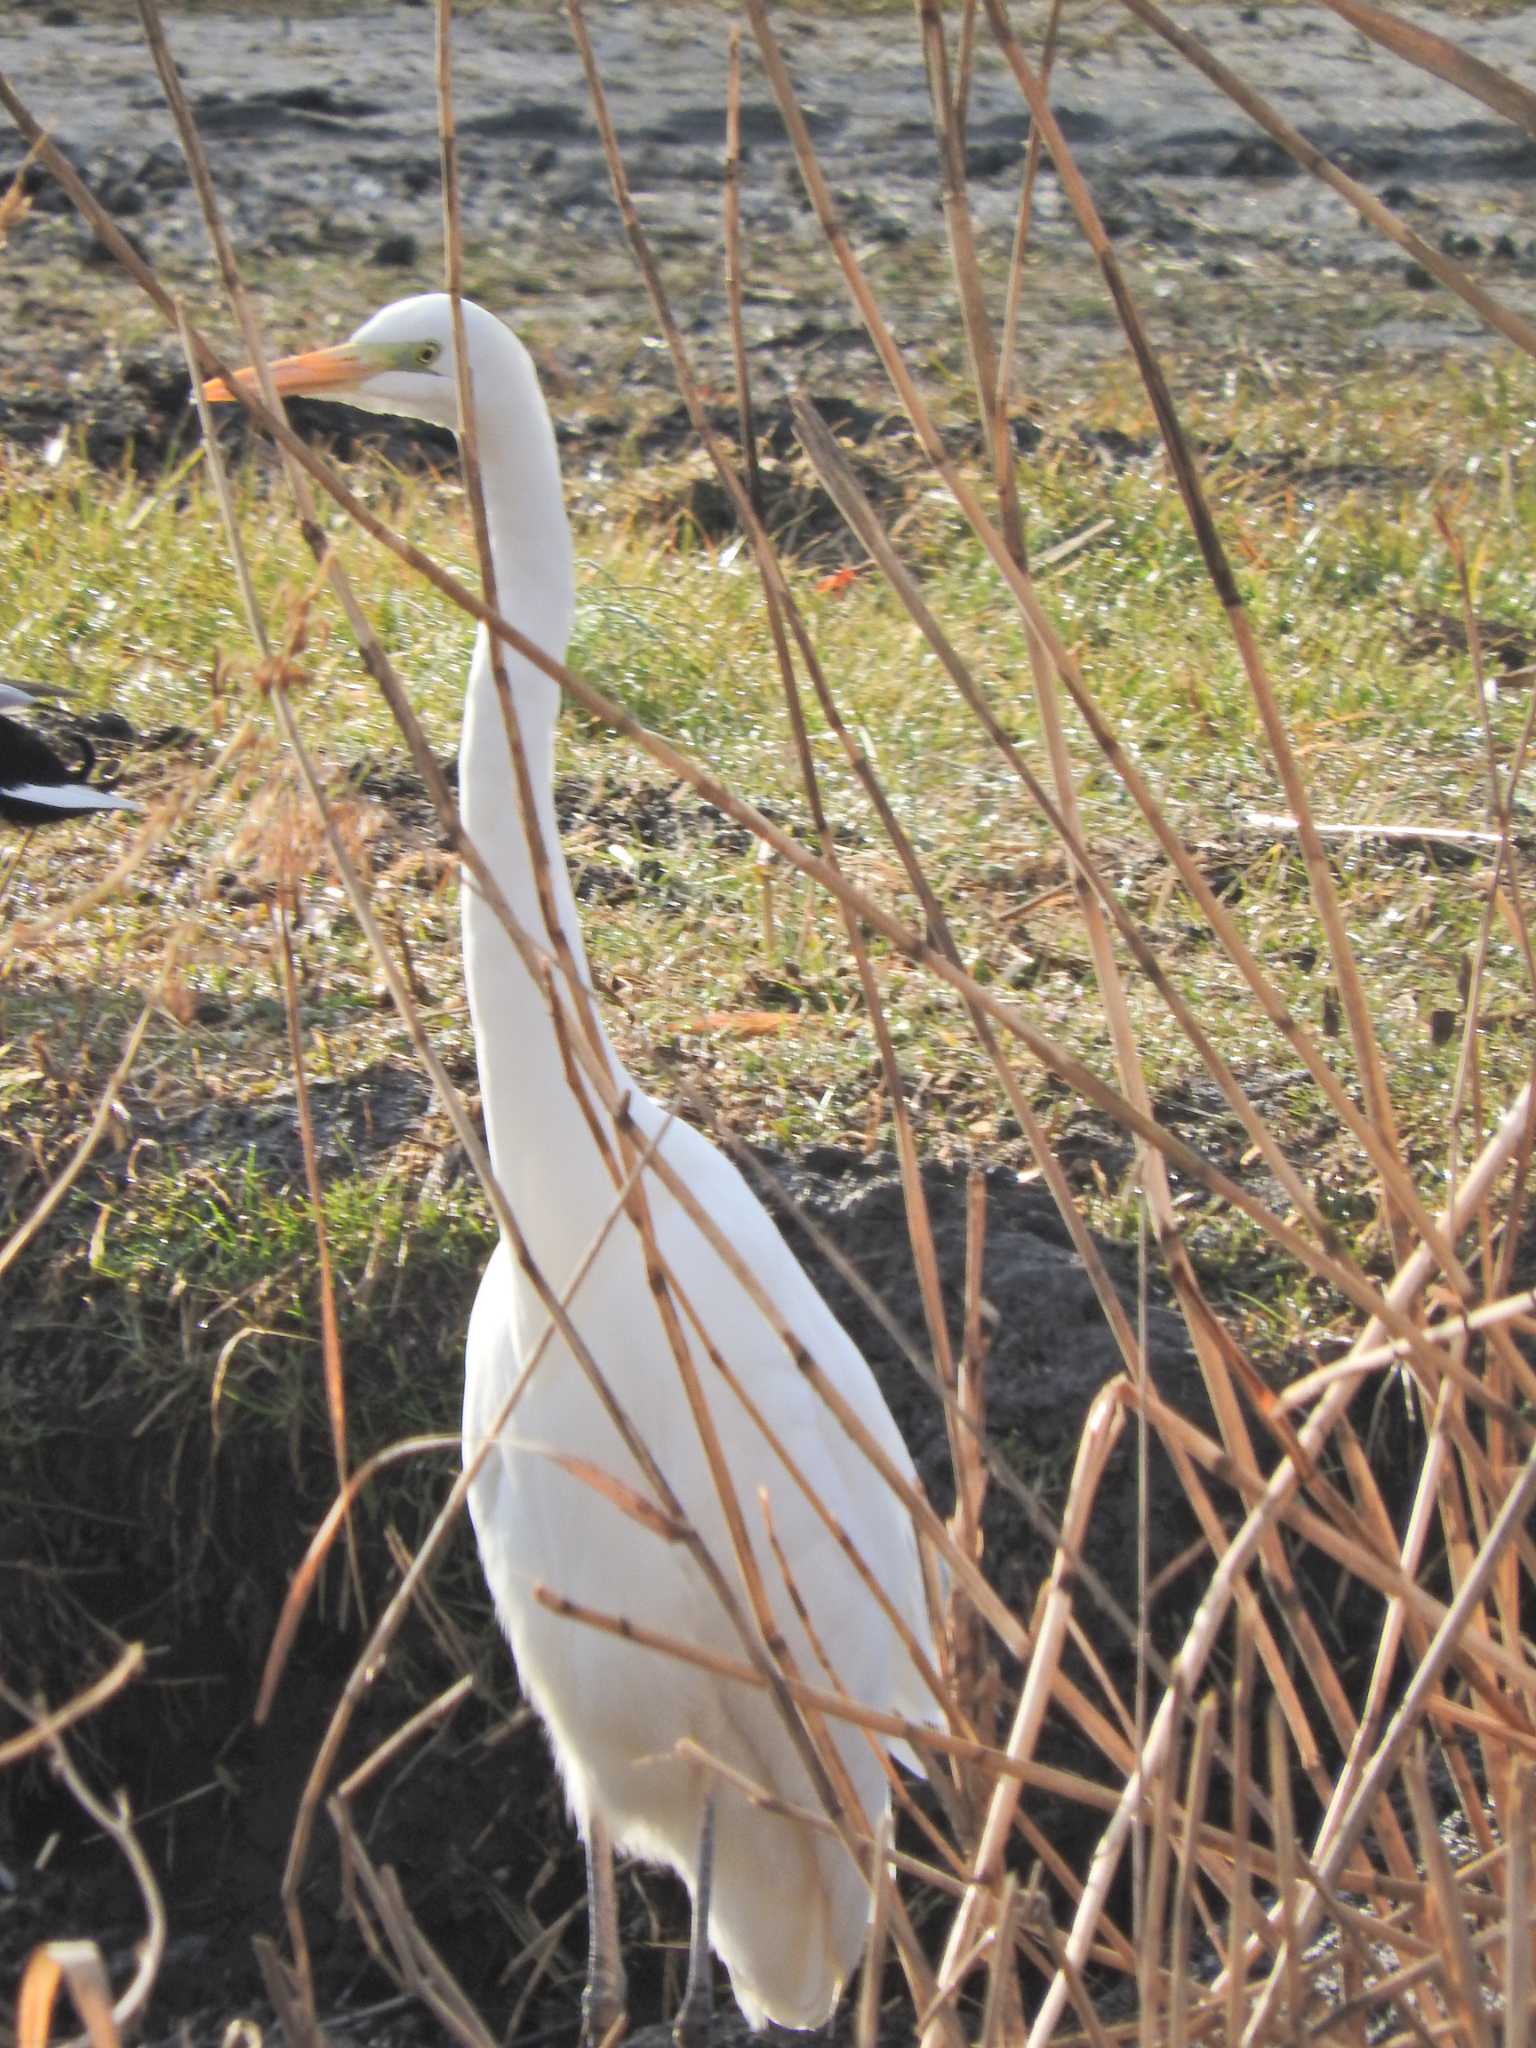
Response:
[5,0,1536,471]
[2,3,1534,2044]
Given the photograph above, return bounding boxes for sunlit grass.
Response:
[4,340,1534,1362]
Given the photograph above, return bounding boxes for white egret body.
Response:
[212,297,935,2033]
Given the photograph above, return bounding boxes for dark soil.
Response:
[2,1114,1220,2047]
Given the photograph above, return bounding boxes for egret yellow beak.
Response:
[202,342,368,404]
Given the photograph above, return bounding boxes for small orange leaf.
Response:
[816,565,862,595]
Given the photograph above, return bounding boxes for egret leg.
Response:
[582,1815,627,2048]
[672,1794,715,2048]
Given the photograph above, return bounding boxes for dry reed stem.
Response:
[948,1166,992,1748]
[994,0,1064,555]
[1029,1082,1532,2045]
[1139,1704,1180,2048]
[1267,1700,1304,2041]
[1404,1738,1492,2048]
[0,1645,144,1772]
[1323,0,1536,137]
[976,1873,1022,2048]
[1245,1430,1536,2043]
[435,0,607,1093]
[272,897,364,1622]
[855,1811,896,2048]
[17,1947,119,2048]
[930,1390,1123,2026]
[563,0,972,1666]
[329,1808,497,2048]
[1168,1699,1217,2048]
[1277,1284,1536,1408]
[0,1001,151,1282]
[1503,1764,1533,2031]
[977,0,1411,1272]
[333,1677,474,1806]
[1225,1618,1256,2046]
[722,26,762,525]
[916,0,1027,570]
[0,1686,167,2044]
[253,1436,456,1723]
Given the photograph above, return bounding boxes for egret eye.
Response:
[414,340,442,368]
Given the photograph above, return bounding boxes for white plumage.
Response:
[212,295,936,2033]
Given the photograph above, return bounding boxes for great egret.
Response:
[0,681,136,826]
[207,296,936,2040]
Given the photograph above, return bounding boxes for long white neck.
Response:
[456,330,628,1251]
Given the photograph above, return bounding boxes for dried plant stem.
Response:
[329,1808,497,2048]
[995,0,1062,430]
[722,26,762,523]
[0,1001,151,1283]
[334,1678,473,1806]
[1245,1431,1536,2044]
[0,1646,144,1771]
[273,896,364,1620]
[17,1945,118,2048]
[1403,1739,1493,2048]
[855,1812,896,2048]
[977,0,1413,1274]
[1316,0,1536,141]
[917,0,1027,568]
[1,1684,167,2041]
[740,8,1506,1359]
[929,1390,1123,2031]
[1027,1080,1533,2045]
[1504,1764,1533,2031]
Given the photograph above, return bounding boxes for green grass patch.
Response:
[3,339,1534,1409]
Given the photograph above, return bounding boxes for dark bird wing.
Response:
[0,712,136,825]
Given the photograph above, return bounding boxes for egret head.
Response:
[202,293,505,431]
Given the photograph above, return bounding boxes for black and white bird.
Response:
[0,682,136,827]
